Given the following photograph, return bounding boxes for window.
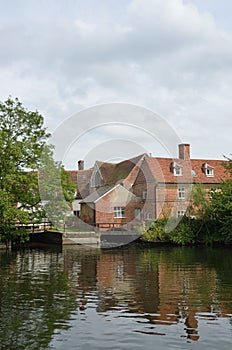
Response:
[142,189,147,200]
[178,210,186,217]
[146,213,152,220]
[178,187,185,199]
[203,163,214,177]
[174,166,182,176]
[114,207,125,218]
[206,168,214,177]
[172,162,183,176]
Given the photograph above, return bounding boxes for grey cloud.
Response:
[0,0,231,163]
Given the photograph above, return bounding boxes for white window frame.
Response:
[178,187,185,199]
[177,210,186,217]
[203,163,214,177]
[172,162,183,176]
[174,166,183,176]
[114,207,125,218]
[205,167,214,177]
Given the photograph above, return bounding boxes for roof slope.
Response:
[80,185,114,203]
[81,183,138,204]
[101,154,147,185]
[145,157,229,184]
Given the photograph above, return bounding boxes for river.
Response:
[0,243,232,349]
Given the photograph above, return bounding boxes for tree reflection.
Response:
[0,244,232,348]
[0,247,77,349]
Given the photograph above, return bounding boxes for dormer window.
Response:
[203,163,214,177]
[172,162,183,176]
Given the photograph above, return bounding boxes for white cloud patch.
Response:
[0,0,231,165]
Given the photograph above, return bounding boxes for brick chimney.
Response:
[78,160,84,170]
[178,144,190,160]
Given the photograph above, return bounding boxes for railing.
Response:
[15,222,52,233]
[94,222,142,232]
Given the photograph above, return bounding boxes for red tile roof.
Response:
[145,157,230,184]
[69,154,147,199]
[97,154,147,185]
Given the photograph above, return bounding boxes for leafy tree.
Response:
[38,147,76,230]
[207,183,232,243]
[0,97,50,245]
[187,184,210,219]
[0,97,75,246]
[203,156,232,243]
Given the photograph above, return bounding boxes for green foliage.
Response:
[38,147,76,230]
[207,180,232,242]
[142,218,168,242]
[0,97,51,245]
[142,162,232,245]
[0,97,75,245]
[187,184,209,219]
[142,217,197,245]
[168,217,197,245]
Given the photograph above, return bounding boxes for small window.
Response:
[203,163,214,177]
[172,162,183,176]
[178,187,185,199]
[206,168,214,177]
[178,210,186,217]
[114,207,125,218]
[174,166,182,176]
[142,189,147,200]
[146,213,152,220]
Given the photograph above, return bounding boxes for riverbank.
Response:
[28,229,141,248]
[141,217,232,246]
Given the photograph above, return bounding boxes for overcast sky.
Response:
[1,0,232,168]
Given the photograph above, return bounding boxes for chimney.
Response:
[78,160,84,170]
[178,144,190,160]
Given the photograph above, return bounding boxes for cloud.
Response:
[0,0,231,165]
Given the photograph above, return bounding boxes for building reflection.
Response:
[63,245,232,342]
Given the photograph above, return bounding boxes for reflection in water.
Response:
[0,244,232,349]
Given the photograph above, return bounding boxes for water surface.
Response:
[0,244,232,349]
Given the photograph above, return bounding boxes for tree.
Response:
[0,97,76,246]
[187,184,210,219]
[206,157,232,242]
[38,147,76,230]
[204,181,232,242]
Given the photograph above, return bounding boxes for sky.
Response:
[0,0,232,168]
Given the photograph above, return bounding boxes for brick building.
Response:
[69,144,229,228]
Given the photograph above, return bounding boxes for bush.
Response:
[142,216,199,245]
[142,218,168,242]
